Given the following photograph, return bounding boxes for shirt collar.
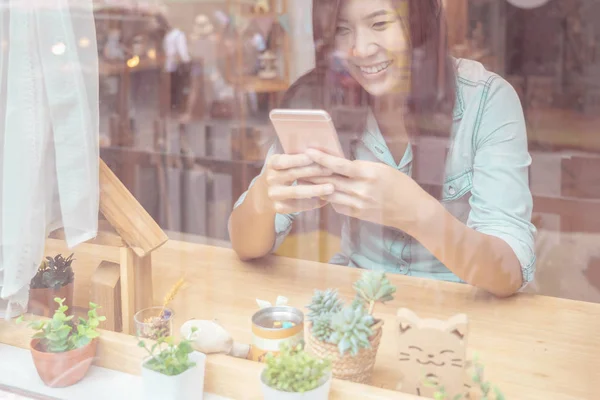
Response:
[364,107,413,170]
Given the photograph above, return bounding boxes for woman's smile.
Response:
[355,60,393,79]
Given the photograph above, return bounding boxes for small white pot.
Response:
[141,351,206,400]
[260,369,332,400]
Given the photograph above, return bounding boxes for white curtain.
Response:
[0,0,99,317]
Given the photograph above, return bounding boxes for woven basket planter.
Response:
[306,320,384,384]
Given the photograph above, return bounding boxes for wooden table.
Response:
[42,238,600,399]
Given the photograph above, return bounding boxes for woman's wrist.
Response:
[252,173,277,215]
[393,183,445,240]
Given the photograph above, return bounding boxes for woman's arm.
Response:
[306,77,535,297]
[228,173,278,261]
[307,157,527,297]
[400,77,535,297]
[229,147,334,261]
[408,196,524,297]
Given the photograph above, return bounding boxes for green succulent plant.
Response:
[328,304,374,356]
[353,271,396,314]
[17,297,105,353]
[30,254,75,290]
[311,312,335,342]
[263,342,331,393]
[307,289,343,323]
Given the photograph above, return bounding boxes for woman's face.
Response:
[334,0,410,97]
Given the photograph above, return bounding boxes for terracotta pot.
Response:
[28,282,74,317]
[30,338,97,388]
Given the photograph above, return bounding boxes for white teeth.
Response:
[359,61,392,75]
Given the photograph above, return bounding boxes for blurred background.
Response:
[92,0,600,303]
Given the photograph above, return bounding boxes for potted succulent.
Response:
[17,297,105,388]
[306,271,396,384]
[28,254,75,317]
[261,342,332,400]
[138,327,206,400]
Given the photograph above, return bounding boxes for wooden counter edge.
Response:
[0,318,420,400]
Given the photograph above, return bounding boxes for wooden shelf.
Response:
[0,319,420,400]
[228,76,289,93]
[225,0,291,97]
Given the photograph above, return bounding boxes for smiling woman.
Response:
[228,0,536,298]
[333,2,411,97]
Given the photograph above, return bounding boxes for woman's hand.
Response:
[264,153,336,214]
[305,149,435,233]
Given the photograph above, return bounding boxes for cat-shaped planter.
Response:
[395,308,469,398]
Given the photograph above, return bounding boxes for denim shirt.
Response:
[233,58,537,290]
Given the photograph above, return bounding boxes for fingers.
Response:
[307,176,370,200]
[267,164,332,186]
[268,183,334,201]
[322,191,362,211]
[272,198,327,214]
[305,149,361,178]
[267,153,313,171]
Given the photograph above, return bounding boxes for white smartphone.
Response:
[269,109,345,158]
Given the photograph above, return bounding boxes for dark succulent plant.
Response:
[30,253,75,290]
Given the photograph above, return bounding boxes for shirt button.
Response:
[448,185,456,195]
[375,146,384,154]
[398,261,409,273]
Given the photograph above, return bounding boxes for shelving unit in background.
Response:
[225,0,291,121]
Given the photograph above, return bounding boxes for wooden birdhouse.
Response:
[50,160,168,334]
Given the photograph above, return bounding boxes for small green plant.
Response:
[353,271,396,314]
[307,271,396,356]
[425,354,505,400]
[306,289,342,323]
[17,297,105,353]
[31,254,75,290]
[263,342,331,393]
[138,328,197,376]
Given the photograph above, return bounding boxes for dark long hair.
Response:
[279,0,456,198]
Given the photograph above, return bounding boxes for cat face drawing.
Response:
[395,308,469,399]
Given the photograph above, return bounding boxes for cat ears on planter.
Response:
[256,296,288,309]
[396,308,469,340]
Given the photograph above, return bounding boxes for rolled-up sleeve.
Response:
[232,143,296,253]
[467,76,537,290]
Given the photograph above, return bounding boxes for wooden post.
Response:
[119,248,153,334]
[91,261,122,332]
[119,248,136,334]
